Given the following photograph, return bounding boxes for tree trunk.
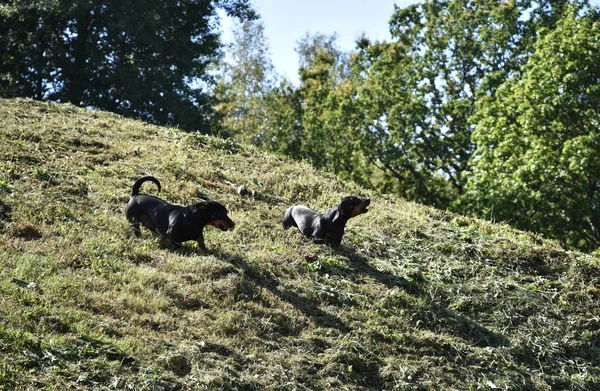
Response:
[65,11,93,106]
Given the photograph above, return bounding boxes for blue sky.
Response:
[221,0,600,85]
[249,0,416,84]
[221,0,416,84]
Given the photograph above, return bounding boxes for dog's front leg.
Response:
[165,222,184,249]
[328,234,342,248]
[196,230,207,250]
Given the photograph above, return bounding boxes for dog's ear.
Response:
[331,204,344,223]
[194,202,209,210]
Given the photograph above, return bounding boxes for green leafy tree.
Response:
[296,37,342,170]
[295,32,349,79]
[214,17,275,142]
[349,0,577,207]
[259,34,343,165]
[0,0,255,132]
[259,79,304,159]
[350,37,451,202]
[259,33,371,183]
[462,5,600,251]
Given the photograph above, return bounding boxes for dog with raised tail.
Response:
[124,176,234,250]
[282,196,370,246]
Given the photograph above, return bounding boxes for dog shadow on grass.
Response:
[210,248,349,333]
[335,245,510,349]
[175,241,507,348]
[210,248,387,388]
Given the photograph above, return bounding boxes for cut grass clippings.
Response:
[0,98,599,390]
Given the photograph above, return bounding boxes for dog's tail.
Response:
[282,206,297,230]
[131,176,161,196]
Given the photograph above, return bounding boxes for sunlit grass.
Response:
[0,98,599,390]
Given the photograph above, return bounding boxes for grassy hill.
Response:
[0,98,599,390]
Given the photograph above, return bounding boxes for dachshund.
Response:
[124,176,234,249]
[282,196,370,246]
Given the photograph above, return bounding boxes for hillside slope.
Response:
[0,98,599,390]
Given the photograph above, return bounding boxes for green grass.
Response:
[0,97,599,390]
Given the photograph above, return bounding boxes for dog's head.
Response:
[194,201,235,231]
[332,196,371,222]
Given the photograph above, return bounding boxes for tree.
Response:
[295,36,369,182]
[348,0,578,207]
[259,79,304,160]
[295,32,348,79]
[258,33,372,183]
[214,17,275,142]
[462,5,600,251]
[296,35,344,170]
[0,0,255,132]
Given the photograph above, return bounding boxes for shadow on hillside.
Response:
[336,246,510,348]
[211,249,349,333]
[338,246,419,293]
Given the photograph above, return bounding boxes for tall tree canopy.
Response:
[255,0,581,209]
[349,0,577,207]
[214,17,275,142]
[462,5,600,251]
[293,33,358,176]
[0,0,255,132]
[259,33,373,183]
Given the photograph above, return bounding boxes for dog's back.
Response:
[282,205,322,237]
[282,197,370,246]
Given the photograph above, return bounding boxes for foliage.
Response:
[1,98,599,389]
[348,0,580,208]
[296,32,349,78]
[294,35,365,180]
[0,0,255,132]
[260,33,373,184]
[259,78,304,159]
[349,37,456,205]
[214,17,275,142]
[253,0,584,213]
[462,5,600,251]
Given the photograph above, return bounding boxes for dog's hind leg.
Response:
[125,211,141,237]
[138,213,155,232]
[129,213,154,237]
[130,219,141,237]
[159,236,180,249]
[282,207,297,230]
[125,205,143,237]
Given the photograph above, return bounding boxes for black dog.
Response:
[124,176,235,249]
[282,196,370,246]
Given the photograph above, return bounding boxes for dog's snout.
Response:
[221,217,235,231]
